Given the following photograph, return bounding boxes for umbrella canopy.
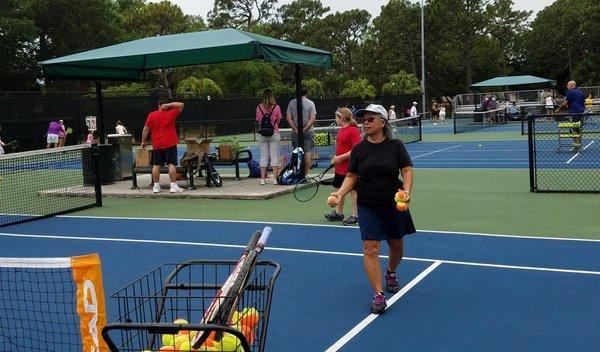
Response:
[39,28,332,81]
[471,75,556,88]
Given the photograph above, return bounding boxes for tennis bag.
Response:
[247,159,261,178]
[277,147,304,185]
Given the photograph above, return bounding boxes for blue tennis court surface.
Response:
[1,217,598,351]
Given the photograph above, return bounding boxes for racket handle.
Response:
[258,227,272,248]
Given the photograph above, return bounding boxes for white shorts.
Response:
[47,134,59,143]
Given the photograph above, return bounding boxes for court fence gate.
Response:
[527,114,600,193]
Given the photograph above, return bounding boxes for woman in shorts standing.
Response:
[324,107,361,225]
[330,104,415,314]
[256,89,282,185]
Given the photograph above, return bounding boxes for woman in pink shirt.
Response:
[256,89,282,185]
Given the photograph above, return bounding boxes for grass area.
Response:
[76,168,600,240]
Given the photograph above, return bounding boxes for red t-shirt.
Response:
[144,108,181,149]
[335,125,362,175]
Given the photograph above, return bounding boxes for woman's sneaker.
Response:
[371,292,387,314]
[324,210,344,221]
[385,270,400,293]
[342,215,358,226]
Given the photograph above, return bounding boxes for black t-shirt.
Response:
[348,138,413,208]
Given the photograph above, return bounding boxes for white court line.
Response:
[1,232,598,275]
[411,144,462,159]
[566,140,594,164]
[324,261,443,352]
[58,215,600,242]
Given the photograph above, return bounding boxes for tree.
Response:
[381,71,421,95]
[269,0,330,45]
[176,76,223,97]
[208,0,278,29]
[340,78,376,99]
[206,61,284,96]
[0,0,38,90]
[301,78,325,98]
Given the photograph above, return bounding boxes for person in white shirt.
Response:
[115,120,128,135]
[388,105,397,120]
[410,102,418,117]
[0,125,5,155]
[545,96,555,115]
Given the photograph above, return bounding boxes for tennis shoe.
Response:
[152,184,161,193]
[371,292,387,314]
[385,270,400,293]
[342,215,358,226]
[260,179,266,185]
[169,184,184,193]
[324,210,344,221]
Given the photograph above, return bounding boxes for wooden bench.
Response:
[131,148,197,190]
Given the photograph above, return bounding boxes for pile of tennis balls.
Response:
[394,189,409,211]
[158,308,260,351]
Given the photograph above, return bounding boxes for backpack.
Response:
[247,159,261,178]
[277,147,305,185]
[257,105,275,137]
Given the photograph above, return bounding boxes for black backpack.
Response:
[277,147,305,185]
[257,105,275,137]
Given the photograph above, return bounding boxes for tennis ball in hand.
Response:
[326,195,338,207]
[396,201,408,212]
[394,190,408,203]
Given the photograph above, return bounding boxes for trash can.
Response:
[82,144,115,186]
[107,134,133,180]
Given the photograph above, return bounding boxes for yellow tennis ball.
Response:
[173,318,189,324]
[230,310,242,324]
[174,334,190,349]
[178,340,192,351]
[162,334,175,347]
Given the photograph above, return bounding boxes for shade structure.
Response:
[470,75,556,88]
[39,28,332,80]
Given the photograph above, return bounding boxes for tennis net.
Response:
[453,108,507,133]
[0,145,102,228]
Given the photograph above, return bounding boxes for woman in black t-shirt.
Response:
[330,104,415,315]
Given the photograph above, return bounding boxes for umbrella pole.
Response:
[95,81,106,144]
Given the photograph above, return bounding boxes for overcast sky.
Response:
[152,0,555,19]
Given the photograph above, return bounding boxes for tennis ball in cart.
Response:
[162,334,175,348]
[326,195,338,207]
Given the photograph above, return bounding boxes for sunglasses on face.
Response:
[362,116,379,123]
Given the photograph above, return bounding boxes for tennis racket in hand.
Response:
[192,227,272,349]
[6,140,19,150]
[293,164,334,202]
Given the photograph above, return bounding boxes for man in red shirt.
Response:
[141,100,185,193]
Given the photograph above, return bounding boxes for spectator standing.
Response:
[46,119,61,149]
[286,88,316,177]
[256,89,282,185]
[545,95,555,115]
[585,94,593,112]
[86,131,95,144]
[57,120,67,147]
[141,100,185,193]
[0,125,5,155]
[431,102,440,123]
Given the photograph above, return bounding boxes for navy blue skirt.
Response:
[357,205,416,241]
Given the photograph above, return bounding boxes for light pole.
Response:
[421,0,426,114]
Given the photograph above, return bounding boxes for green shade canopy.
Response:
[471,75,556,88]
[39,28,332,80]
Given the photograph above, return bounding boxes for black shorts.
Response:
[151,145,178,166]
[570,115,582,133]
[358,205,416,241]
[332,173,346,188]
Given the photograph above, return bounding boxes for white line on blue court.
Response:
[58,215,600,242]
[411,144,462,159]
[324,261,443,352]
[1,232,599,275]
[566,140,595,164]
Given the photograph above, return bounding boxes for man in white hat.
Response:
[410,101,418,117]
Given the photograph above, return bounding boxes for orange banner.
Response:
[71,253,108,352]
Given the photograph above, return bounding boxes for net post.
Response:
[91,144,103,206]
[527,115,536,192]
[418,114,423,141]
[453,111,457,134]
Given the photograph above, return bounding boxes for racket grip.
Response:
[258,227,272,248]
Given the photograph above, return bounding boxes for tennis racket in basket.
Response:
[293,164,334,202]
[192,227,272,349]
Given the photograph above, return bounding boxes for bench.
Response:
[184,139,253,180]
[131,149,196,190]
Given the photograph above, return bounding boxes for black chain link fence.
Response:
[528,113,600,193]
[0,92,419,152]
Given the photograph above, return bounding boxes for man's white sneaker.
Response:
[260,179,266,185]
[152,184,161,193]
[170,185,184,193]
